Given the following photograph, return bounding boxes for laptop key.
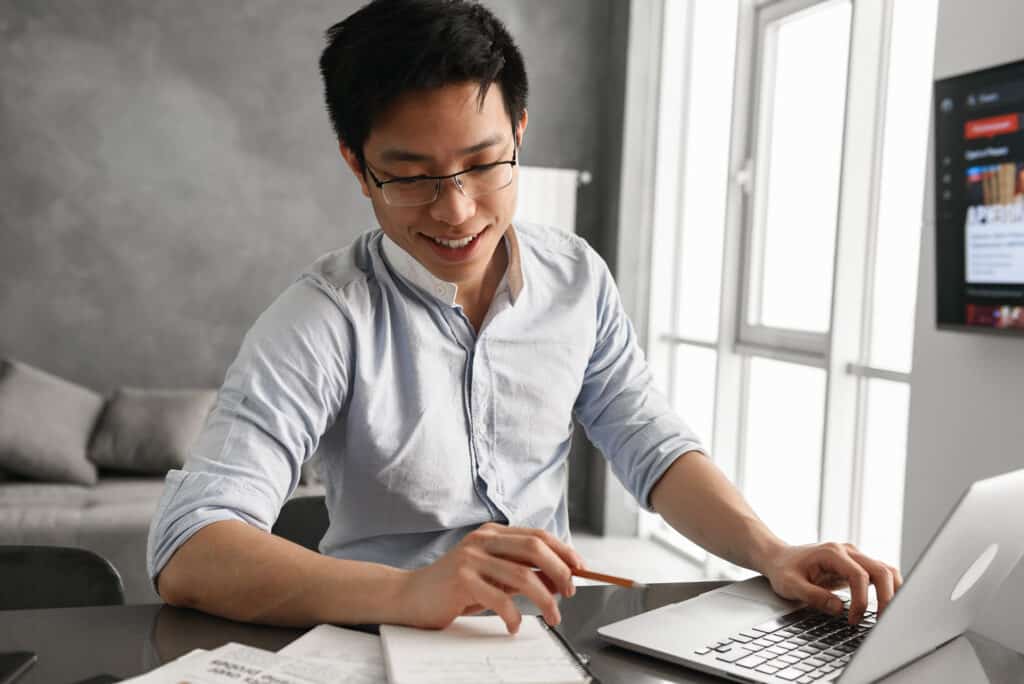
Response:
[775,667,805,681]
[694,647,712,655]
[755,664,782,675]
[715,646,750,663]
[753,613,803,634]
[735,655,767,669]
[798,677,816,684]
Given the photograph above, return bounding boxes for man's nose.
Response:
[429,177,476,226]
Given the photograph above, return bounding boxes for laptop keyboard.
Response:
[693,600,876,683]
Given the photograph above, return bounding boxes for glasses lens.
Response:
[460,164,514,199]
[383,179,438,207]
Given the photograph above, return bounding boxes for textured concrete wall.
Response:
[0,0,624,391]
[0,0,627,527]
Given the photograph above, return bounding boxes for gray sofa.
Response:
[0,476,324,604]
[1,476,181,603]
[0,359,324,604]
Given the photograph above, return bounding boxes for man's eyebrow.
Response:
[378,134,505,163]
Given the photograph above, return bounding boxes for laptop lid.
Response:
[840,466,1024,683]
[597,467,1024,684]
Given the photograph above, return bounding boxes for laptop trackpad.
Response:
[667,590,792,639]
[596,585,793,653]
[719,576,801,611]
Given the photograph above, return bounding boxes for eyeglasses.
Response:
[364,144,517,208]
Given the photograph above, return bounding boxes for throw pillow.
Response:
[0,359,104,485]
[88,387,217,475]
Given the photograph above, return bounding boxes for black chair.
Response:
[272,495,329,552]
[0,545,125,610]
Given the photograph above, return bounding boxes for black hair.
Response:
[319,0,528,171]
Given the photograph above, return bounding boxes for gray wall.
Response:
[0,1,630,528]
[905,0,1024,653]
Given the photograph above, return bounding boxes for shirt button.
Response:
[435,285,445,296]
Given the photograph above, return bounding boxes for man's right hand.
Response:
[397,522,583,634]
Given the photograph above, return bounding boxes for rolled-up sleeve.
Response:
[573,254,705,512]
[147,274,351,584]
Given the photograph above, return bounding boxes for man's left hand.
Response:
[761,542,903,625]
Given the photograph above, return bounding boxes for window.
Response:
[744,0,851,340]
[637,0,938,574]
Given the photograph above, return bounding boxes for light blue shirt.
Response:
[147,222,704,583]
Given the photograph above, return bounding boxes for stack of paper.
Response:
[121,629,385,684]
[123,617,588,683]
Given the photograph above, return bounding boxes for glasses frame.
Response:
[364,138,518,208]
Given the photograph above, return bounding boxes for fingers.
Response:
[481,556,562,626]
[488,524,584,571]
[462,572,523,634]
[805,544,897,624]
[848,550,900,616]
[480,532,576,597]
[823,548,870,624]
[891,564,904,591]
[793,578,846,616]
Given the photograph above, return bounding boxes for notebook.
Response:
[380,615,595,684]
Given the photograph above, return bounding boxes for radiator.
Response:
[514,165,591,234]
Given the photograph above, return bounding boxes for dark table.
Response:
[2,581,1022,683]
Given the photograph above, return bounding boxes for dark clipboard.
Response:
[0,652,36,684]
[538,616,601,683]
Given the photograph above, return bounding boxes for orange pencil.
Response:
[571,568,647,589]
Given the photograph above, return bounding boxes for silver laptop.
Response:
[598,467,1024,683]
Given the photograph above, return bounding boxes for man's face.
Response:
[341,82,526,286]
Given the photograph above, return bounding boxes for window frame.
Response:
[621,0,929,575]
[737,0,849,357]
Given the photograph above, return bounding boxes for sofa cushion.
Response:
[88,387,217,475]
[0,359,104,485]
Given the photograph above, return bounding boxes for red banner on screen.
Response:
[965,113,1020,139]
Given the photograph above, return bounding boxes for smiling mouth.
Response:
[422,229,485,249]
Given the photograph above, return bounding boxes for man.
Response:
[148,0,901,635]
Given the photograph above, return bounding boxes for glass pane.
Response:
[648,343,719,563]
[652,515,710,564]
[675,0,739,343]
[649,0,687,356]
[869,0,939,373]
[754,1,851,333]
[858,379,910,567]
[742,358,826,545]
[670,344,718,453]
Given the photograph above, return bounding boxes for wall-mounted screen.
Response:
[934,58,1024,333]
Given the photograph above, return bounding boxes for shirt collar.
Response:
[380,227,525,307]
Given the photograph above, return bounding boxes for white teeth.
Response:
[429,233,479,248]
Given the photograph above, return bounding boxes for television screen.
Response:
[934,58,1024,333]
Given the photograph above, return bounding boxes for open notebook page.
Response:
[380,615,591,684]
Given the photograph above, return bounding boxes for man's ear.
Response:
[516,108,529,148]
[339,141,371,198]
